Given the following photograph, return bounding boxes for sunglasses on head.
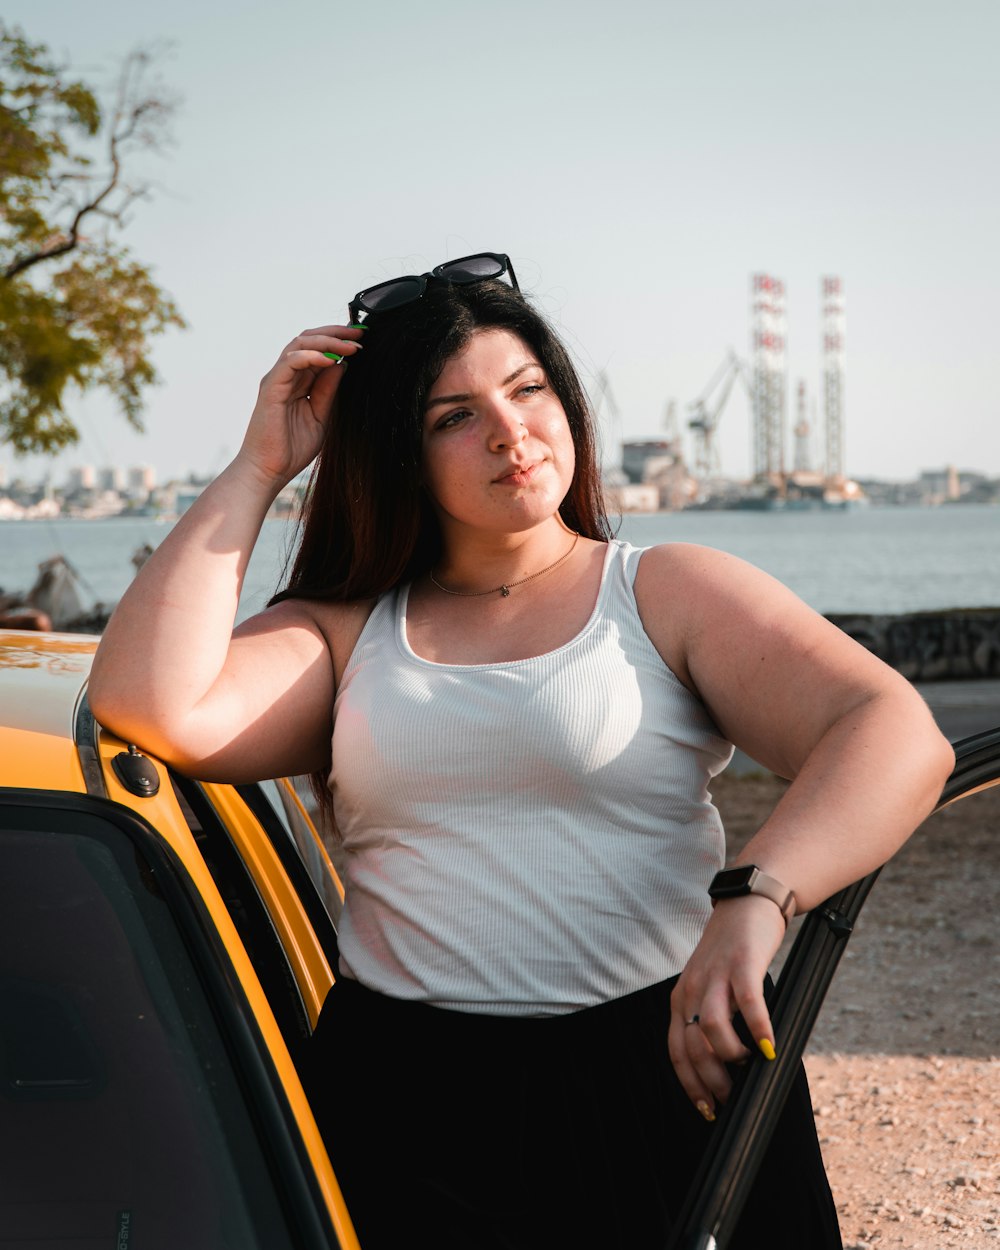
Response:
[348,252,519,324]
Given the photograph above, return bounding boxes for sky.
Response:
[3,0,998,487]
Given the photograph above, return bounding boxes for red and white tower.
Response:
[750,274,787,481]
[821,276,845,481]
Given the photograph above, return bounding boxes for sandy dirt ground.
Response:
[713,771,1000,1250]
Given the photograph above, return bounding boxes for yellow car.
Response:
[3,629,998,1250]
[0,629,358,1250]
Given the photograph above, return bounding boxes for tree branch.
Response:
[2,44,174,281]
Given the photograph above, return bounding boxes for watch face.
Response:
[711,866,756,894]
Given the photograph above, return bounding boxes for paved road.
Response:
[915,678,1000,742]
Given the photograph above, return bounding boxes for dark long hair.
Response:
[270,277,614,832]
[270,277,613,608]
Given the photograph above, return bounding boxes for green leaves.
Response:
[0,22,184,455]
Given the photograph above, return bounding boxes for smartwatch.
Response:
[708,865,797,925]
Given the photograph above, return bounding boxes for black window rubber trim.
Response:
[667,725,1000,1250]
[168,773,313,1060]
[0,788,344,1250]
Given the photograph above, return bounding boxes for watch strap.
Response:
[709,865,797,925]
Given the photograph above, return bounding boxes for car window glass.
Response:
[258,779,343,926]
[0,817,302,1249]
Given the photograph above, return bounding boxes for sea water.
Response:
[1,505,997,624]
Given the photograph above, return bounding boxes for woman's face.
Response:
[421,329,576,540]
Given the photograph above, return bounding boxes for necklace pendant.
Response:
[500,585,510,597]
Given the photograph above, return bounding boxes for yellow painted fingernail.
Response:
[696,1100,716,1123]
[757,1038,777,1061]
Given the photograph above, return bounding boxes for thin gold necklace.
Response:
[429,532,580,599]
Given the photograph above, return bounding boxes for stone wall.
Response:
[827,609,1000,681]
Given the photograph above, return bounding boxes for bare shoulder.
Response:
[635,540,780,597]
[634,540,821,624]
[632,541,872,694]
[632,540,921,777]
[634,543,786,667]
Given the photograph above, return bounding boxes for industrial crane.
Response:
[686,350,750,478]
[591,369,623,466]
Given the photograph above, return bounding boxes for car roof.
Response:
[0,629,96,734]
[0,630,98,791]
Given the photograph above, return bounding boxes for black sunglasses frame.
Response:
[348,252,520,324]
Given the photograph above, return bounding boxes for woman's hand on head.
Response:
[237,325,365,487]
[668,896,786,1120]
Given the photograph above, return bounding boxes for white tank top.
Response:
[329,540,733,1015]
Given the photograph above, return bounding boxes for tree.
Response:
[0,24,185,455]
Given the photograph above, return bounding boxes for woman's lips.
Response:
[494,461,540,485]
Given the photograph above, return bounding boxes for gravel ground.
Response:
[713,772,1000,1250]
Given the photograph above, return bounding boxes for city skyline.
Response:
[2,0,998,485]
[3,446,993,494]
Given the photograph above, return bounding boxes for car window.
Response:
[0,802,324,1250]
[258,777,344,927]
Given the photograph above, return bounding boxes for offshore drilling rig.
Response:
[744,273,861,507]
[611,274,863,511]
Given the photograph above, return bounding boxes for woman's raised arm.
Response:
[88,325,364,781]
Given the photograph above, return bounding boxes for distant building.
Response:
[97,466,126,492]
[918,465,979,504]
[128,465,156,495]
[604,482,661,513]
[616,439,696,511]
[174,485,204,515]
[621,441,678,484]
[66,465,96,492]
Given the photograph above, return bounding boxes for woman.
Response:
[89,253,954,1249]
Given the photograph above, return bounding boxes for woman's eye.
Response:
[439,408,471,429]
[518,382,546,397]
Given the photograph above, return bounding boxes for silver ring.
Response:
[685,1014,700,1026]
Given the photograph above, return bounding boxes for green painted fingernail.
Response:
[349,323,367,330]
[322,351,344,362]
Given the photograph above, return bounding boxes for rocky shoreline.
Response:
[828,608,1000,682]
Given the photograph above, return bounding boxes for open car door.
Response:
[668,727,1000,1250]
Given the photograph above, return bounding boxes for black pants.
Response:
[307,976,842,1250]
